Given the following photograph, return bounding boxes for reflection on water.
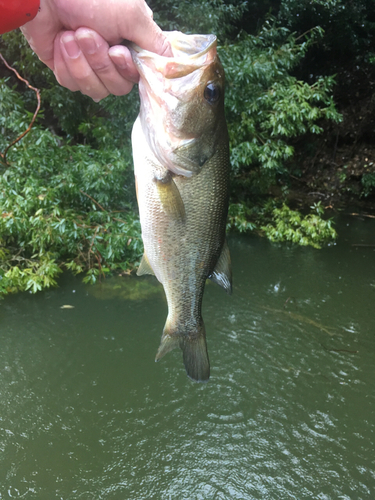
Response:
[0,214,374,499]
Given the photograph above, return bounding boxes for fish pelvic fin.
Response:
[156,320,210,383]
[209,239,232,295]
[137,252,155,277]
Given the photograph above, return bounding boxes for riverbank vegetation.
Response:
[0,0,374,294]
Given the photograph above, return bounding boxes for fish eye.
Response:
[204,83,220,104]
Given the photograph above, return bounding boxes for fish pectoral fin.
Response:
[137,253,155,276]
[154,174,186,222]
[209,239,232,295]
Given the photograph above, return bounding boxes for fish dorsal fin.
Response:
[137,253,155,276]
[209,239,232,294]
[154,172,186,222]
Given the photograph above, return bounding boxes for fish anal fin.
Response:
[209,239,232,295]
[137,253,155,276]
[155,334,179,361]
[154,172,186,222]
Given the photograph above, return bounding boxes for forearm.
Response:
[0,0,40,34]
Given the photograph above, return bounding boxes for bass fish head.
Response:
[129,32,227,177]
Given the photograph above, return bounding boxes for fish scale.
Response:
[130,32,232,382]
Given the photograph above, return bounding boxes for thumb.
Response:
[117,3,172,57]
[135,22,172,57]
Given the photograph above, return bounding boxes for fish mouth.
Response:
[129,32,219,177]
[126,31,216,67]
[128,32,217,78]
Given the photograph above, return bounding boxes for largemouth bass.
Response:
[130,32,232,382]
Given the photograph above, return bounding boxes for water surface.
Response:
[0,214,374,499]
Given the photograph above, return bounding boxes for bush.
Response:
[220,20,341,187]
[0,4,345,295]
[0,81,142,295]
[262,202,337,248]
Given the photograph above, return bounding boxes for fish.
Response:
[130,31,232,382]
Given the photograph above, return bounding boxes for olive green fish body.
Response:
[131,32,232,381]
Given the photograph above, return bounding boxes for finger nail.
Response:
[62,34,81,58]
[76,32,98,55]
[108,47,128,69]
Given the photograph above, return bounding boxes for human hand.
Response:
[21,0,171,101]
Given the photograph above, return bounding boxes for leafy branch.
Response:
[0,52,41,164]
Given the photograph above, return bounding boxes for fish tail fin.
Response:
[181,329,210,383]
[155,320,210,383]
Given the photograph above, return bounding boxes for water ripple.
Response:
[0,229,375,498]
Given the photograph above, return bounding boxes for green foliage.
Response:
[227,203,257,233]
[219,20,341,190]
[4,256,62,294]
[262,202,337,248]
[0,1,349,296]
[0,27,144,297]
[0,81,142,295]
[150,0,247,37]
[227,199,337,250]
[361,173,375,198]
[278,0,375,66]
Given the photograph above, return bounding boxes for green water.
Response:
[1,214,374,499]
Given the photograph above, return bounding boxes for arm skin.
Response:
[1,0,171,100]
